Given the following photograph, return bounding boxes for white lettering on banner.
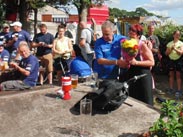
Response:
[62,81,71,86]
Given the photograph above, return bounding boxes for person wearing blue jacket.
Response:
[94,20,128,79]
[69,44,91,77]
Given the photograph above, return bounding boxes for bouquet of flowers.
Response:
[121,38,139,68]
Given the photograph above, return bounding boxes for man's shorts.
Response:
[38,53,53,72]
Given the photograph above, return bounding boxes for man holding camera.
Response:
[31,23,54,86]
[6,21,32,60]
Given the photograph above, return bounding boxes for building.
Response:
[36,5,69,23]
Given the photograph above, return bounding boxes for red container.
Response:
[87,5,109,25]
[62,76,71,100]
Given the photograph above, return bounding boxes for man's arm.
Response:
[31,41,44,48]
[9,62,30,76]
[79,38,86,48]
[97,58,117,65]
[79,29,87,48]
[98,58,129,68]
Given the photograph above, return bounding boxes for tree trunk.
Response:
[79,8,88,22]
[75,7,88,44]
[18,0,29,31]
[34,9,38,35]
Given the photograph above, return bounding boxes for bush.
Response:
[144,23,183,56]
[149,100,183,137]
[154,24,183,46]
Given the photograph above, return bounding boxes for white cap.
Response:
[2,23,9,28]
[10,21,22,27]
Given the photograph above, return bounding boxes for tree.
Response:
[2,0,47,32]
[53,0,110,22]
[27,0,47,34]
[109,8,122,18]
[135,7,154,17]
[109,7,156,18]
[3,0,107,36]
[0,0,6,27]
[54,0,108,43]
[18,0,48,32]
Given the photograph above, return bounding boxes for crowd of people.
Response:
[0,20,182,106]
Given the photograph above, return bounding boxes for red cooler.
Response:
[62,76,71,100]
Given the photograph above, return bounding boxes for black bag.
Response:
[73,79,129,113]
[72,74,147,114]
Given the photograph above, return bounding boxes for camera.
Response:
[0,36,4,41]
[12,33,19,38]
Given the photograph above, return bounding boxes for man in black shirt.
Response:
[31,24,54,86]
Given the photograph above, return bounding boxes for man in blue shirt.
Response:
[94,21,128,79]
[0,41,39,91]
[0,23,12,44]
[32,23,54,85]
[7,21,32,60]
[0,41,10,62]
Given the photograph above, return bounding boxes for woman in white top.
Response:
[52,25,73,81]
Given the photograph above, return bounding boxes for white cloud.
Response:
[144,0,183,10]
[139,0,183,18]
[105,0,121,9]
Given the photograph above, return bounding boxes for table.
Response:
[0,83,160,137]
[0,68,19,83]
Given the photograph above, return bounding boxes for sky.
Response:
[105,0,183,25]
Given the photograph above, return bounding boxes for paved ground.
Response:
[0,83,160,137]
[153,73,183,108]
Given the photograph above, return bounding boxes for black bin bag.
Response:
[72,74,147,114]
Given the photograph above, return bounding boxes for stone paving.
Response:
[0,83,160,137]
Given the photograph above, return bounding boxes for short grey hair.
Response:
[101,20,115,31]
[147,24,155,29]
[18,41,29,49]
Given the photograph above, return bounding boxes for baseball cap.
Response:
[10,21,22,27]
[2,23,9,28]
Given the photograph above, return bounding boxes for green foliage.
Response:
[28,0,47,9]
[109,7,156,18]
[155,24,183,46]
[143,24,183,47]
[109,8,123,18]
[0,0,6,26]
[149,100,183,137]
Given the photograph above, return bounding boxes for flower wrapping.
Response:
[121,38,139,68]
